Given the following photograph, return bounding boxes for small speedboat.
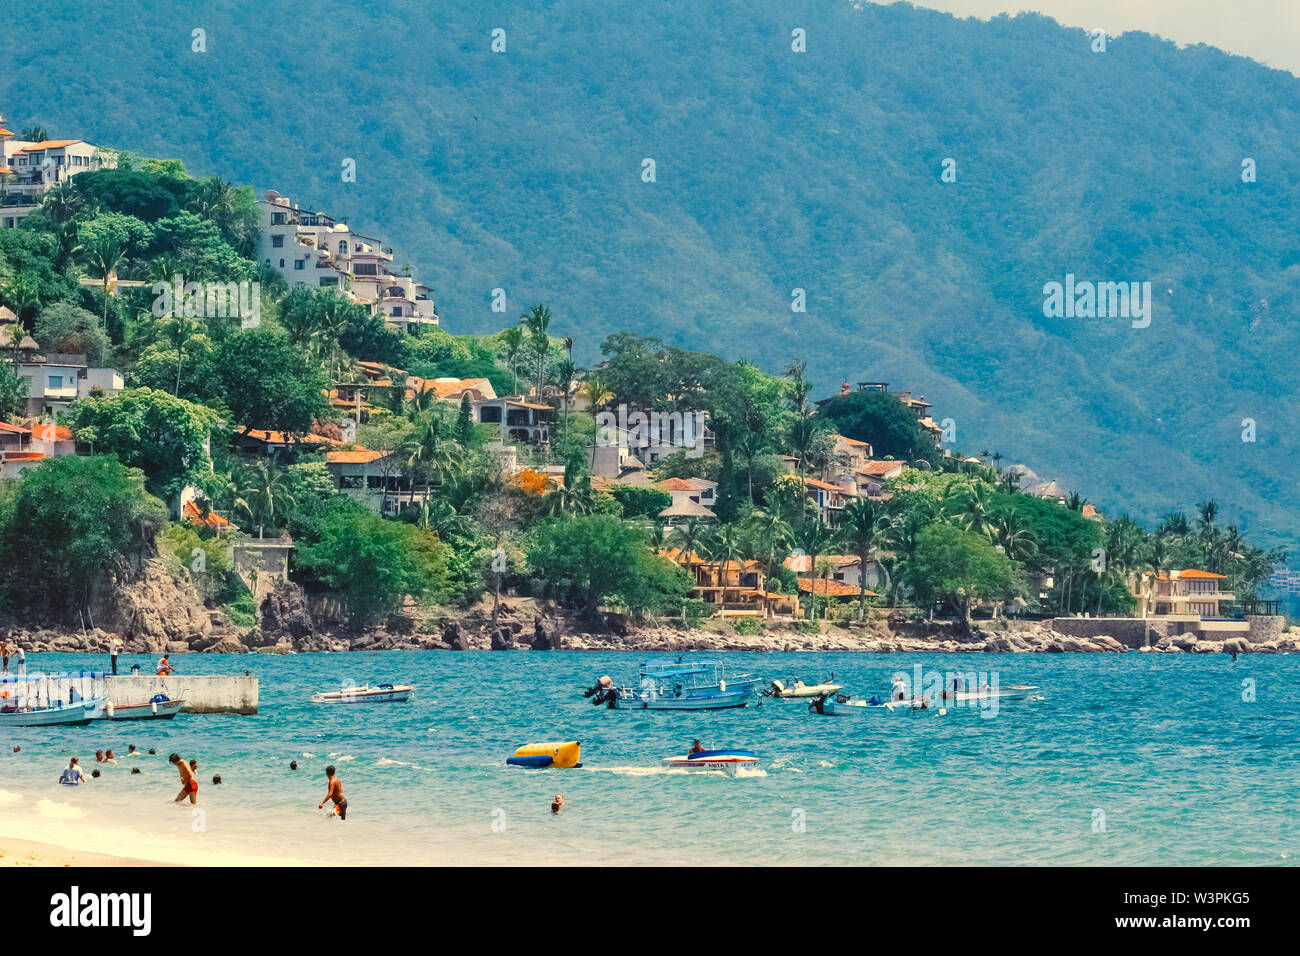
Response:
[587,659,761,711]
[311,683,415,704]
[939,685,1038,704]
[662,748,759,775]
[808,692,941,716]
[101,695,185,720]
[764,678,844,699]
[0,701,93,727]
[507,741,582,769]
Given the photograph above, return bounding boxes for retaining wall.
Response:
[104,675,258,715]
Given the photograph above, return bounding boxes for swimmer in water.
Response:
[551,794,565,814]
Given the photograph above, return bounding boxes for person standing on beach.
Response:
[318,765,347,820]
[170,753,197,804]
[109,635,122,675]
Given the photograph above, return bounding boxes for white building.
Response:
[256,190,439,335]
[0,116,116,229]
[5,351,124,418]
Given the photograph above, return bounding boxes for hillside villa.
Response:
[0,115,117,229]
[257,190,439,335]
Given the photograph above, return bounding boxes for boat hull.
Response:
[0,702,91,727]
[311,685,415,704]
[610,688,757,710]
[662,749,759,774]
[811,696,939,716]
[103,698,185,720]
[769,682,844,699]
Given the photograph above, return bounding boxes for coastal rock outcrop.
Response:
[490,626,516,650]
[87,559,212,651]
[259,582,316,648]
[443,621,470,651]
[531,616,562,650]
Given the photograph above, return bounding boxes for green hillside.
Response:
[3,0,1298,556]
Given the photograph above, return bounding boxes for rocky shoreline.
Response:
[5,592,1298,657]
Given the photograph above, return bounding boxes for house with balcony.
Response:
[784,553,880,591]
[5,352,125,418]
[472,397,552,445]
[257,189,439,335]
[1137,569,1236,621]
[1,116,116,229]
[324,448,426,517]
[660,548,797,618]
[0,421,77,478]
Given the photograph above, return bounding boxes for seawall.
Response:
[104,675,258,715]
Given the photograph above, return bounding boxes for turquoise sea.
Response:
[0,651,1296,866]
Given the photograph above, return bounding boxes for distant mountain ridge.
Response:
[3,0,1298,561]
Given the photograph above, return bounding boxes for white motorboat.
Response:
[808,692,942,716]
[662,748,759,775]
[101,695,185,720]
[764,678,844,699]
[939,684,1038,704]
[587,660,761,711]
[311,683,415,704]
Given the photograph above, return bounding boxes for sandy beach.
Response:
[0,836,173,867]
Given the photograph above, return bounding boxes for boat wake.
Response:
[582,765,768,778]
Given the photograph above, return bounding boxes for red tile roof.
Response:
[797,578,873,597]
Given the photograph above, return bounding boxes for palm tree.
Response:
[520,304,552,399]
[83,234,125,329]
[793,518,835,621]
[957,484,995,537]
[232,459,297,532]
[501,326,525,395]
[746,509,792,618]
[701,523,746,608]
[551,358,577,437]
[840,498,891,621]
[577,373,614,467]
[669,517,706,565]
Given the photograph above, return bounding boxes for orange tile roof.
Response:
[833,434,870,447]
[803,477,843,492]
[182,500,231,527]
[858,460,903,476]
[657,477,700,492]
[0,129,13,137]
[660,547,706,565]
[28,423,71,441]
[413,377,491,398]
[0,452,44,462]
[1177,569,1227,579]
[325,449,385,464]
[17,140,81,151]
[0,422,30,434]
[797,578,874,597]
[242,429,339,446]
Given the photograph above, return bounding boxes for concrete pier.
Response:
[104,675,258,715]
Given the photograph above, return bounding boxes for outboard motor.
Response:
[808,692,827,715]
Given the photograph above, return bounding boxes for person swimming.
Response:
[551,794,565,814]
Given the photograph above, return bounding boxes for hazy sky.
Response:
[906,0,1300,76]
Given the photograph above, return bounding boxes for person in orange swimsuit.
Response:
[170,753,197,804]
[318,765,347,820]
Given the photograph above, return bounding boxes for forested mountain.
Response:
[3,0,1298,557]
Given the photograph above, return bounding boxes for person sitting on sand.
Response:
[318,765,347,820]
[689,739,705,754]
[157,654,174,676]
[551,794,565,814]
[59,758,88,786]
[170,753,197,804]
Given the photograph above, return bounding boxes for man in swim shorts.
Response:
[319,765,347,820]
[170,752,197,804]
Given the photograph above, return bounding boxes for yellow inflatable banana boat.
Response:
[506,740,581,769]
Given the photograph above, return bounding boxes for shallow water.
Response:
[0,651,1296,865]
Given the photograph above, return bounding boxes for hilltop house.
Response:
[656,476,718,525]
[257,190,439,335]
[818,381,946,451]
[1,350,124,419]
[472,397,552,445]
[0,115,116,229]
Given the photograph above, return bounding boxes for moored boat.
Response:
[939,684,1038,704]
[102,694,185,720]
[662,748,759,775]
[0,701,93,727]
[311,683,415,704]
[587,659,761,711]
[764,678,844,699]
[808,692,941,716]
